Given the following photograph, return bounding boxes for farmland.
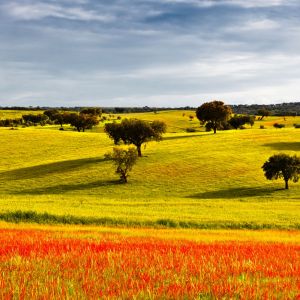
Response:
[0,111,299,228]
[0,110,299,298]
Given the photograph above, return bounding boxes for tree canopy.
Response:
[104,118,166,156]
[67,113,99,132]
[80,107,102,116]
[196,101,232,134]
[228,115,255,129]
[262,154,300,189]
[257,109,270,120]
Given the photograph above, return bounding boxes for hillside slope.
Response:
[0,112,299,228]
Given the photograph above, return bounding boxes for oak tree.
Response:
[262,154,300,189]
[105,118,166,156]
[196,101,232,134]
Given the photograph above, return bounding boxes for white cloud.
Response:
[223,0,285,8]
[161,0,290,8]
[225,18,280,33]
[239,19,280,30]
[2,2,114,22]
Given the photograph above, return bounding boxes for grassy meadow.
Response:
[1,110,300,299]
[0,110,299,228]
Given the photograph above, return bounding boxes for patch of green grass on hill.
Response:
[0,110,43,120]
[0,112,299,228]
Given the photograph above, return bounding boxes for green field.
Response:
[0,111,299,228]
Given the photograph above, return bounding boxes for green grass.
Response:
[0,111,299,228]
[0,110,43,120]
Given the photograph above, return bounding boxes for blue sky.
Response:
[1,0,300,107]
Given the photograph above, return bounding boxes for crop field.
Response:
[0,110,299,298]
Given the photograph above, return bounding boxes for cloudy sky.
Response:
[1,0,300,107]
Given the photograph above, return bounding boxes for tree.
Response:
[257,108,270,120]
[262,154,300,189]
[228,114,255,129]
[67,113,99,132]
[105,147,138,183]
[104,119,166,157]
[22,114,49,125]
[196,101,232,134]
[247,115,255,127]
[104,122,124,145]
[80,107,102,116]
[43,109,60,120]
[53,113,65,128]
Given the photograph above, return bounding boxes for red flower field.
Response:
[0,228,299,299]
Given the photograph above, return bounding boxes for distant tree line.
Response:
[0,107,102,131]
[44,108,102,132]
[0,105,190,114]
[231,102,300,116]
[0,118,23,127]
[1,102,299,115]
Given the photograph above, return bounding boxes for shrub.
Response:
[260,125,265,129]
[273,123,285,128]
[186,127,196,132]
[228,115,255,129]
[293,124,300,128]
[105,147,138,183]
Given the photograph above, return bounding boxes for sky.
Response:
[1,0,300,107]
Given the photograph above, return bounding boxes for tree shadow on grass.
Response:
[1,157,106,180]
[13,180,121,195]
[163,133,212,141]
[263,142,300,151]
[188,186,281,199]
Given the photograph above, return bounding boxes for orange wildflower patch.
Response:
[0,229,299,299]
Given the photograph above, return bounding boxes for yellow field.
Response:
[0,111,299,228]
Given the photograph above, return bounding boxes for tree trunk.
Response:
[120,173,127,183]
[213,126,217,134]
[285,179,289,189]
[137,145,142,157]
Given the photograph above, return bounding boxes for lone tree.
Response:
[105,147,138,183]
[196,101,232,134]
[105,118,166,156]
[262,154,300,189]
[257,108,270,120]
